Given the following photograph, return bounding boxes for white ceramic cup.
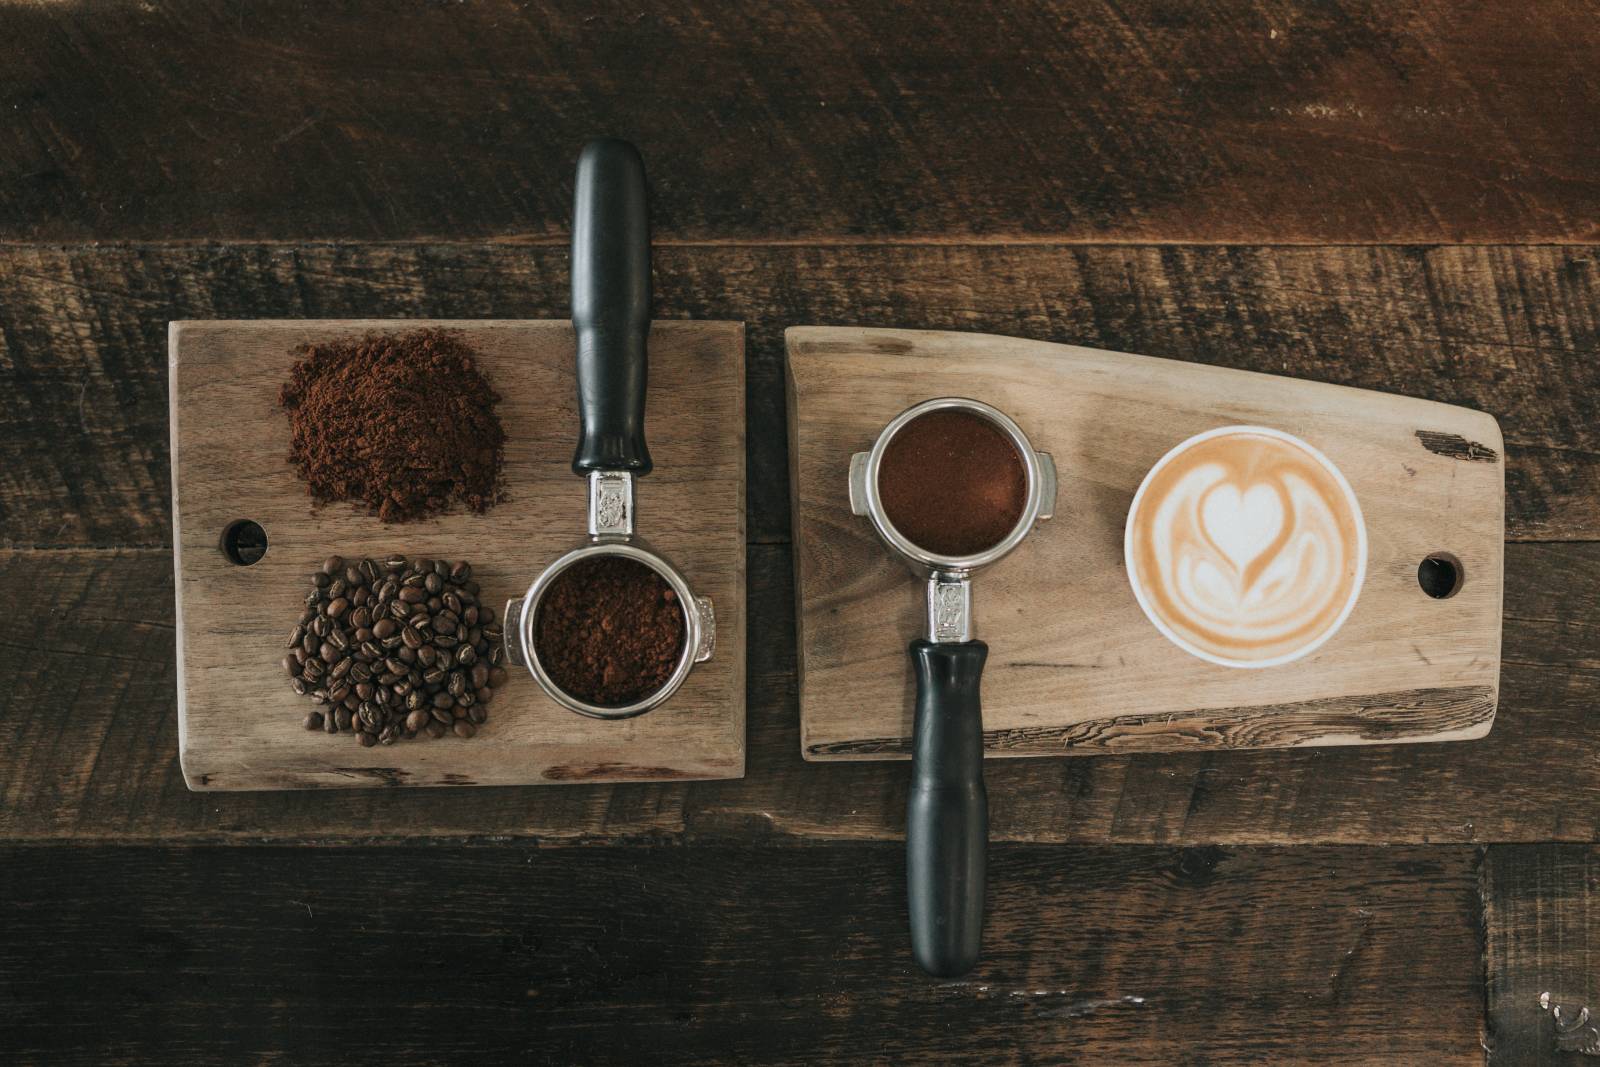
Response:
[1124,425,1368,669]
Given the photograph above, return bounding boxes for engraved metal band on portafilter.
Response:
[850,396,1057,978]
[503,138,716,721]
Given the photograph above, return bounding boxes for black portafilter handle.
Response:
[906,639,989,978]
[571,138,652,477]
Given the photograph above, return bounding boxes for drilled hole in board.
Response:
[1417,553,1463,599]
[221,520,268,566]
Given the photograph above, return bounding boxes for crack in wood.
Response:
[1416,430,1500,463]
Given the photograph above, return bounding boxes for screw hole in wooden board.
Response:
[221,520,268,566]
[1417,553,1463,599]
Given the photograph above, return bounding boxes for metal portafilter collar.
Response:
[850,396,1057,978]
[502,138,715,720]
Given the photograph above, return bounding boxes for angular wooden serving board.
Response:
[172,320,745,790]
[787,327,1504,759]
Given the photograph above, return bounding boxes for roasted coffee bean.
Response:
[291,677,308,696]
[423,666,447,686]
[380,725,399,745]
[358,703,384,731]
[311,688,330,705]
[399,586,425,604]
[327,627,350,652]
[441,592,462,616]
[463,605,479,626]
[324,712,339,735]
[303,711,324,730]
[456,689,475,709]
[329,657,352,681]
[281,655,298,677]
[323,555,345,576]
[335,707,353,731]
[407,690,425,711]
[293,647,310,666]
[378,672,401,687]
[312,571,330,589]
[381,636,403,653]
[327,597,349,618]
[330,683,351,704]
[384,554,408,572]
[426,721,448,739]
[482,625,502,644]
[359,640,383,661]
[299,606,317,625]
[447,671,467,698]
[352,586,369,607]
[350,606,371,630]
[302,657,325,679]
[468,704,487,725]
[327,578,347,600]
[318,642,338,664]
[310,615,328,638]
[424,596,440,612]
[350,661,371,682]
[476,685,494,705]
[453,720,476,738]
[287,624,306,649]
[356,731,377,747]
[456,643,477,668]
[359,558,380,582]
[431,691,453,710]
[470,662,490,689]
[490,667,509,688]
[434,613,457,635]
[431,647,451,671]
[401,626,424,650]
[372,618,398,639]
[348,564,366,586]
[414,558,433,575]
[413,613,432,632]
[450,560,471,583]
[381,655,405,676]
[489,644,505,666]
[353,627,373,645]
[305,591,321,609]
[416,645,438,667]
[429,706,452,725]
[433,633,459,649]
[356,682,374,701]
[405,709,430,732]
[425,572,443,595]
[402,572,426,588]
[343,693,360,710]
[480,605,496,626]
[388,599,411,621]
[377,578,397,601]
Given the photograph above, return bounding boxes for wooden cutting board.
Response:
[787,327,1504,759]
[171,319,745,790]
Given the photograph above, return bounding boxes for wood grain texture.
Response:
[1485,845,1600,1066]
[0,844,1486,1065]
[789,327,1502,758]
[2,541,1598,845]
[171,320,744,789]
[2,1,1598,243]
[2,243,1596,549]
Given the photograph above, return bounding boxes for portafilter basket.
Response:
[504,139,715,721]
[850,397,1057,977]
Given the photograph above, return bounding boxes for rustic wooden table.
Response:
[2,3,1597,1064]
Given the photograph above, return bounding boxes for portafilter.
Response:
[850,397,1056,976]
[504,139,715,719]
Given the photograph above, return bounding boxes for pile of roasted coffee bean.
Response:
[283,554,509,746]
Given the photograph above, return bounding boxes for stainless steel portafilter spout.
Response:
[850,397,1056,978]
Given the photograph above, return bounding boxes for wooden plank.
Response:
[171,320,745,789]
[2,540,1598,845]
[1,244,1595,549]
[789,326,1502,758]
[1485,845,1600,1066]
[0,844,1486,1065]
[2,2,1597,243]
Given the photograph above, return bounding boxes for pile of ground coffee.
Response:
[284,554,508,744]
[534,555,686,707]
[278,330,506,523]
[877,408,1027,557]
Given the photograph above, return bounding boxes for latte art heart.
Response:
[1126,428,1366,667]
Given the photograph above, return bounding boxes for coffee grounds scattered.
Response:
[278,329,506,523]
[877,408,1027,557]
[534,555,686,707]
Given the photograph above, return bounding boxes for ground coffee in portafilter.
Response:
[877,409,1028,557]
[534,555,687,707]
[284,555,509,744]
[278,329,506,524]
